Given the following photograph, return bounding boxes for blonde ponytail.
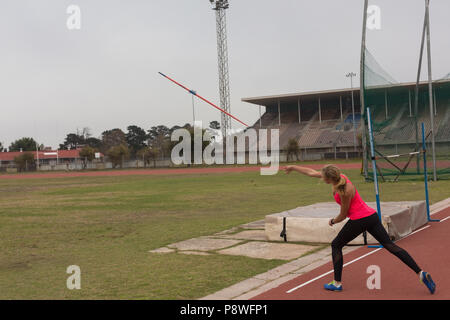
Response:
[335,176,347,196]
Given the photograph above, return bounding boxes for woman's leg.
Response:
[366,214,421,274]
[331,219,365,282]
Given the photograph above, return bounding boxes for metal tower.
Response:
[209,0,231,140]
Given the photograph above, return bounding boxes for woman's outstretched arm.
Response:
[284,165,322,178]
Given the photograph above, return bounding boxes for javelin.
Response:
[158,72,248,127]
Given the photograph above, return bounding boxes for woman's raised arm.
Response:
[284,165,322,178]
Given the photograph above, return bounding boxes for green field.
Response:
[1,163,449,299]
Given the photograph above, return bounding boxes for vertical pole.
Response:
[340,96,343,122]
[425,0,437,181]
[367,107,383,248]
[367,108,382,221]
[422,122,440,222]
[213,4,231,140]
[360,0,369,180]
[351,80,357,151]
[298,98,301,124]
[414,10,427,174]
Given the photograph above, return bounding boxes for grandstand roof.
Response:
[241,79,450,107]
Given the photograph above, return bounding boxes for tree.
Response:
[79,146,97,169]
[147,125,171,159]
[59,133,85,150]
[106,144,130,169]
[85,137,102,149]
[126,125,148,158]
[285,138,300,162]
[137,146,160,168]
[9,137,38,152]
[59,127,94,150]
[101,129,126,153]
[0,142,4,152]
[14,152,35,171]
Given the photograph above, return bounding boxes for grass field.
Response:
[1,162,449,299]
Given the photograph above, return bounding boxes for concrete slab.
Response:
[214,230,268,241]
[265,201,427,244]
[218,241,316,261]
[167,237,242,252]
[148,247,175,254]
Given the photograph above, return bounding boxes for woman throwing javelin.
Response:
[284,164,436,294]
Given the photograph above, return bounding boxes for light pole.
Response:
[209,0,232,140]
[346,72,357,151]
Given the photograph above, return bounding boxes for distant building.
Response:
[0,148,104,167]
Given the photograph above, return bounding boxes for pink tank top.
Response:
[333,174,376,220]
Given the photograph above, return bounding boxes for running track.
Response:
[251,207,450,300]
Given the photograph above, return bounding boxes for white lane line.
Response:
[286,248,382,294]
[439,216,450,223]
[409,225,431,235]
[286,224,431,294]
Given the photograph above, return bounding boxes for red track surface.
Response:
[0,163,363,180]
[252,207,450,300]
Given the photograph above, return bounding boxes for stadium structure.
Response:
[241,78,450,162]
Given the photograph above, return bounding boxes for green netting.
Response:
[361,0,450,181]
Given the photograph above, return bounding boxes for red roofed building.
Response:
[0,148,104,168]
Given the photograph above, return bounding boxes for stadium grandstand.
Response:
[241,78,450,161]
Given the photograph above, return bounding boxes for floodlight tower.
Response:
[209,0,231,140]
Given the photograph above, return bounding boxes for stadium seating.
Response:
[244,95,448,152]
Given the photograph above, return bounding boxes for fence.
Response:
[0,149,365,173]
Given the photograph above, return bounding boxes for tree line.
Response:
[2,121,221,169]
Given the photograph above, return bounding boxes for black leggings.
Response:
[331,212,421,282]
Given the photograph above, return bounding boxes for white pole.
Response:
[425,0,437,181]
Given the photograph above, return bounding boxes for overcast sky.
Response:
[0,0,449,149]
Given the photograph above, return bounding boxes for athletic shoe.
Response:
[324,281,342,292]
[420,271,436,294]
